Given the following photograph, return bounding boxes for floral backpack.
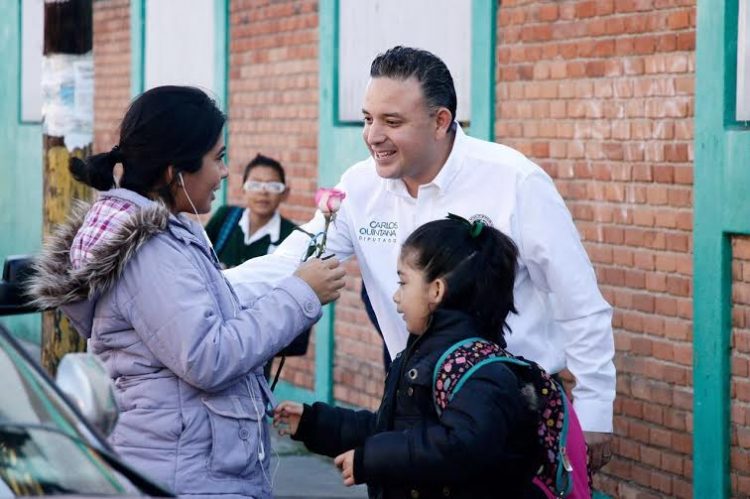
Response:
[432,337,592,499]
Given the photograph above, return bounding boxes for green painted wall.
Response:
[694,0,750,496]
[0,2,43,343]
[130,0,228,206]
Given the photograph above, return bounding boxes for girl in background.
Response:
[205,153,296,267]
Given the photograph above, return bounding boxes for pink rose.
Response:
[315,187,346,216]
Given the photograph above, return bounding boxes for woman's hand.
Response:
[294,257,346,305]
[273,401,304,437]
[334,450,356,486]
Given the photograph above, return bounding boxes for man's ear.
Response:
[281,186,290,202]
[428,278,446,310]
[434,107,453,138]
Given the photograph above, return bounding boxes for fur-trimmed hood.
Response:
[28,198,170,311]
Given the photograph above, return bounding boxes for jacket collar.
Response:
[406,308,507,350]
[101,189,208,248]
[27,190,172,311]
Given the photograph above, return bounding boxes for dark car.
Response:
[0,256,174,497]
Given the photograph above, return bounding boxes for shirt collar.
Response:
[238,209,281,245]
[384,123,466,198]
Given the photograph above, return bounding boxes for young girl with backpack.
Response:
[274,215,591,499]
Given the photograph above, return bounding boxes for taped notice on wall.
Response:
[41,52,93,150]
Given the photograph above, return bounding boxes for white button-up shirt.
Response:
[238,209,282,252]
[226,126,615,432]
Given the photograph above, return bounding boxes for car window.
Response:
[0,334,139,496]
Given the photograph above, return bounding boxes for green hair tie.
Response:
[446,213,484,238]
[470,221,484,238]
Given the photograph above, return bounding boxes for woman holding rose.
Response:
[28,86,346,498]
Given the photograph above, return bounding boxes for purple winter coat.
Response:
[29,189,321,498]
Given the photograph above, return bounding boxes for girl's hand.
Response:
[273,401,304,437]
[334,450,356,486]
[294,257,346,305]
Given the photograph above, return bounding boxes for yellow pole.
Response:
[40,0,93,376]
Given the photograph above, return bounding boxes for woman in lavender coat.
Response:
[29,86,346,498]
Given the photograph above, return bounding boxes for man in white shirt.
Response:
[227,46,615,470]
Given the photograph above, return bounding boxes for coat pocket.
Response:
[201,395,261,478]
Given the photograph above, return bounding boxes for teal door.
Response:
[694,0,750,496]
[0,2,43,343]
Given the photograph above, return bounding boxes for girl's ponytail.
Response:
[470,226,518,341]
[69,145,122,191]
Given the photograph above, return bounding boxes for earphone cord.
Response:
[179,177,238,317]
[244,378,280,489]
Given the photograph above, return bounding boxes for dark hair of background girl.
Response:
[242,153,286,184]
[401,218,519,346]
[70,86,226,205]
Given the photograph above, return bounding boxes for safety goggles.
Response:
[243,180,286,194]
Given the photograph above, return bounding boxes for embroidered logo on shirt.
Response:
[468,214,493,227]
[358,220,398,243]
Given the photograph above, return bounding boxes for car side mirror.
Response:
[56,353,119,436]
[0,255,37,316]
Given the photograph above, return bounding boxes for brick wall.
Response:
[496,1,695,496]
[228,0,321,389]
[333,263,387,409]
[732,237,750,498]
[227,0,385,405]
[92,0,131,153]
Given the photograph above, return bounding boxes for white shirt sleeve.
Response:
[224,182,356,307]
[516,172,616,433]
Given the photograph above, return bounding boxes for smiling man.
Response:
[226,46,615,472]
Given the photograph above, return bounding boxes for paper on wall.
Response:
[41,52,94,151]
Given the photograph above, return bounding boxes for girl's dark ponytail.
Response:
[470,226,519,341]
[69,146,121,191]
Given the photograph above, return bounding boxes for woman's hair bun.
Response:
[69,151,118,191]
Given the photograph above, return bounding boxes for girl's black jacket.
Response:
[292,309,544,499]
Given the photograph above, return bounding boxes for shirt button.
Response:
[238,428,250,440]
[407,387,414,396]
[304,302,315,314]
[410,490,419,499]
[443,486,451,496]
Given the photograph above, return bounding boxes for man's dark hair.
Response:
[370,46,457,122]
[242,153,286,184]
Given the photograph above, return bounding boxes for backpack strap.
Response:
[432,337,527,416]
[432,337,579,498]
[214,207,244,255]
